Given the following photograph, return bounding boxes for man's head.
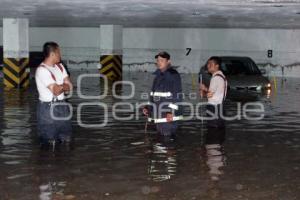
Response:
[207,56,221,74]
[155,51,171,71]
[43,42,61,64]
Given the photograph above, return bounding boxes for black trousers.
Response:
[206,104,226,145]
[206,104,225,128]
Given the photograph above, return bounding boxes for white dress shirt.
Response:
[208,70,227,105]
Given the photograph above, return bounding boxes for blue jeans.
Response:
[156,122,178,136]
[37,101,72,144]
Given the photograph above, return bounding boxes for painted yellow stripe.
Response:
[100,62,114,73]
[20,58,29,70]
[100,55,114,65]
[100,62,121,76]
[113,56,122,67]
[4,79,15,88]
[22,79,30,88]
[3,67,20,84]
[106,71,117,80]
[20,72,29,83]
[4,58,21,73]
[112,63,121,76]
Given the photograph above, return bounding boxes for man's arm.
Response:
[199,83,208,97]
[47,76,72,96]
[47,77,72,97]
[47,84,64,96]
[143,77,156,116]
[63,77,73,92]
[166,73,182,122]
[172,73,182,104]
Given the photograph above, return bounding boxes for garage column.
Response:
[99,25,123,82]
[3,18,30,89]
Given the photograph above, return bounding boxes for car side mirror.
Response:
[260,69,267,75]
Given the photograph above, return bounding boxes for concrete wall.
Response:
[1,27,300,77]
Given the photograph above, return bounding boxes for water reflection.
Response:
[2,89,31,146]
[205,143,225,182]
[0,89,33,167]
[204,127,226,199]
[35,146,73,200]
[147,135,177,182]
[39,181,67,200]
[0,73,300,199]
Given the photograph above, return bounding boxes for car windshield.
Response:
[220,59,261,75]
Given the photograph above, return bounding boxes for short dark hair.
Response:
[43,42,59,58]
[208,56,221,66]
[155,51,170,60]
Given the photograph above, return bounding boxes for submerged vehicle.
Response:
[199,56,271,92]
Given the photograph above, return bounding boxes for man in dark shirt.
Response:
[143,51,183,136]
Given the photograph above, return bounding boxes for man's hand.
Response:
[199,83,208,98]
[199,83,207,92]
[143,108,149,116]
[63,77,73,92]
[63,83,71,92]
[166,113,173,122]
[207,91,214,98]
[48,84,64,96]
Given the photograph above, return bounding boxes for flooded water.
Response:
[0,71,300,200]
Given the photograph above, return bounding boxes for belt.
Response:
[148,115,183,123]
[39,99,65,104]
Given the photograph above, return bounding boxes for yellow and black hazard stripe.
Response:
[99,55,122,82]
[3,57,30,88]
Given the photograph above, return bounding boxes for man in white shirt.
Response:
[200,56,227,144]
[35,42,73,148]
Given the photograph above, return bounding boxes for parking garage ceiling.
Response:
[1,0,300,28]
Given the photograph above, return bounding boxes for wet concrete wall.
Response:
[1,27,300,77]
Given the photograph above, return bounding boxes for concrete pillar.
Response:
[3,18,30,89]
[99,25,123,82]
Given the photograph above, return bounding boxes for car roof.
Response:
[219,56,253,61]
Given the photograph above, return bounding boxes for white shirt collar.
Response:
[212,70,224,77]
